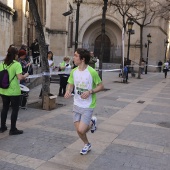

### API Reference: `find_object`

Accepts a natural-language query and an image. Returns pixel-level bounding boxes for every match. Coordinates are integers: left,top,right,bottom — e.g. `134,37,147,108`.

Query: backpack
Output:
0,63,16,89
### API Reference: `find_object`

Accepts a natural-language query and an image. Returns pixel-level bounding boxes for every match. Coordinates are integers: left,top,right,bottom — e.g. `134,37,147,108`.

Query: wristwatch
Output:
89,89,94,94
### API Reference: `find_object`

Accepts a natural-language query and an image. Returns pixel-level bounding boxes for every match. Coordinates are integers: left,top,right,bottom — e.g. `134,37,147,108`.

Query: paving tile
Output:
133,111,170,125
0,160,34,170
118,124,170,147
38,114,75,131
0,72,170,170
144,104,170,114
87,143,170,170
49,148,98,170
36,161,82,170
0,128,78,161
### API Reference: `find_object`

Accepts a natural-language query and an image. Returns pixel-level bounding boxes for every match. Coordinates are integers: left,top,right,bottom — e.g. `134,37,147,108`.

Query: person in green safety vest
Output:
58,56,71,96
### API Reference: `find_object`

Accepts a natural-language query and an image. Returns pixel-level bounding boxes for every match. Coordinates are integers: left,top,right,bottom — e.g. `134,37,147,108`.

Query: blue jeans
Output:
1,95,20,131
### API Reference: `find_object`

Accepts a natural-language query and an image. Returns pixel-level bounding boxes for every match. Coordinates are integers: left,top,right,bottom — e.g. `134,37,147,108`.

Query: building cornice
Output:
0,2,15,15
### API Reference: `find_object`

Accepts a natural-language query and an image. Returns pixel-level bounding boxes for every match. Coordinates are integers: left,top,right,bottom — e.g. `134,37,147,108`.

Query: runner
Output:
64,48,104,155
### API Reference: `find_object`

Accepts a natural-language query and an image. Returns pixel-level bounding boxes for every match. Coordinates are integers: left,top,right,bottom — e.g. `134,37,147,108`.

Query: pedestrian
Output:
0,46,29,135
123,64,128,83
88,51,97,69
39,51,55,98
95,56,99,71
158,60,162,72
64,48,104,155
30,39,40,65
47,51,55,73
58,56,71,97
162,60,169,78
19,44,33,75
19,44,29,60
18,50,31,85
141,58,145,74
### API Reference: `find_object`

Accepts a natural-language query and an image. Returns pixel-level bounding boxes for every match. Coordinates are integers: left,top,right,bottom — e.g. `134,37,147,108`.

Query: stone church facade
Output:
0,0,169,70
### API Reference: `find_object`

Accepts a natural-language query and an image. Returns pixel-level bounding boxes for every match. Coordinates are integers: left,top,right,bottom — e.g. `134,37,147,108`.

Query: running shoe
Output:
80,143,91,155
91,116,97,133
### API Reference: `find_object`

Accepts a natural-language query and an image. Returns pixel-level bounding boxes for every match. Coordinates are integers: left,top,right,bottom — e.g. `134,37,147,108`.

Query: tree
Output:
110,0,137,31
110,0,140,77
125,0,158,78
155,0,170,21
28,0,50,102
111,0,164,78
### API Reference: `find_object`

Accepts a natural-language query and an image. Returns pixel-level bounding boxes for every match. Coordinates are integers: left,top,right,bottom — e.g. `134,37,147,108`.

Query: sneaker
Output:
0,126,7,133
9,128,23,135
80,143,91,155
91,116,97,133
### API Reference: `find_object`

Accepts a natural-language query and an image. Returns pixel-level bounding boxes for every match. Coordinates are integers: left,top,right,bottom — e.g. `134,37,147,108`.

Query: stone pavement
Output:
0,72,170,170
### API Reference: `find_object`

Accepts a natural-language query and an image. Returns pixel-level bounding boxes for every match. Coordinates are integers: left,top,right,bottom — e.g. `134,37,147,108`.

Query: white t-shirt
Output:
164,62,169,69
48,60,54,73
65,63,71,74
68,66,102,108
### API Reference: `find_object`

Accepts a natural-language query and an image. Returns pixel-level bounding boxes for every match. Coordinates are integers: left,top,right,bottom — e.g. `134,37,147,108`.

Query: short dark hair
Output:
76,48,90,64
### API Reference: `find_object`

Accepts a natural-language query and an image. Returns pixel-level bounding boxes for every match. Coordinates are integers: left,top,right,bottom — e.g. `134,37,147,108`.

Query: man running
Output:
64,48,104,155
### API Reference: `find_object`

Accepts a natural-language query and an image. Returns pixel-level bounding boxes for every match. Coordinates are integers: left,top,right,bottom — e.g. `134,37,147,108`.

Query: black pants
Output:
32,55,39,64
1,95,20,131
164,70,168,78
59,75,69,96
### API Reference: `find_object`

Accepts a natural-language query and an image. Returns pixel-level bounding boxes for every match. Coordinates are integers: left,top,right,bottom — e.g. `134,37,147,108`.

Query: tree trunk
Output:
137,25,143,79
28,0,50,99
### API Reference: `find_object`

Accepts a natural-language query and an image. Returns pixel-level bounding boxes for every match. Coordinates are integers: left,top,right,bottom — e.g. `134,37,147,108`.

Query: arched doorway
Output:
94,35,111,63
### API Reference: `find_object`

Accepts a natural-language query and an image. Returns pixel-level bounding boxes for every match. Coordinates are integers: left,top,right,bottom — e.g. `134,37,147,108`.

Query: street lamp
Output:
164,39,169,61
126,19,134,65
145,33,152,74
74,0,83,52
126,19,134,80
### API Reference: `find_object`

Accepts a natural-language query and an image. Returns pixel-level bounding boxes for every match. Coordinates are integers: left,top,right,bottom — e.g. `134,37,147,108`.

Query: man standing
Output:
88,51,97,69
158,60,163,72
30,39,40,65
64,48,104,155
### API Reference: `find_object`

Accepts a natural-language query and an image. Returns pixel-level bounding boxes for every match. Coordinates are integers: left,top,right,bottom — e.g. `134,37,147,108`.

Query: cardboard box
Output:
43,94,57,110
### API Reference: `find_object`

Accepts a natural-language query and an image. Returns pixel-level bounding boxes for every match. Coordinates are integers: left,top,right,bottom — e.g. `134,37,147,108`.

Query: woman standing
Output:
39,51,55,98
47,51,55,73
0,46,29,135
